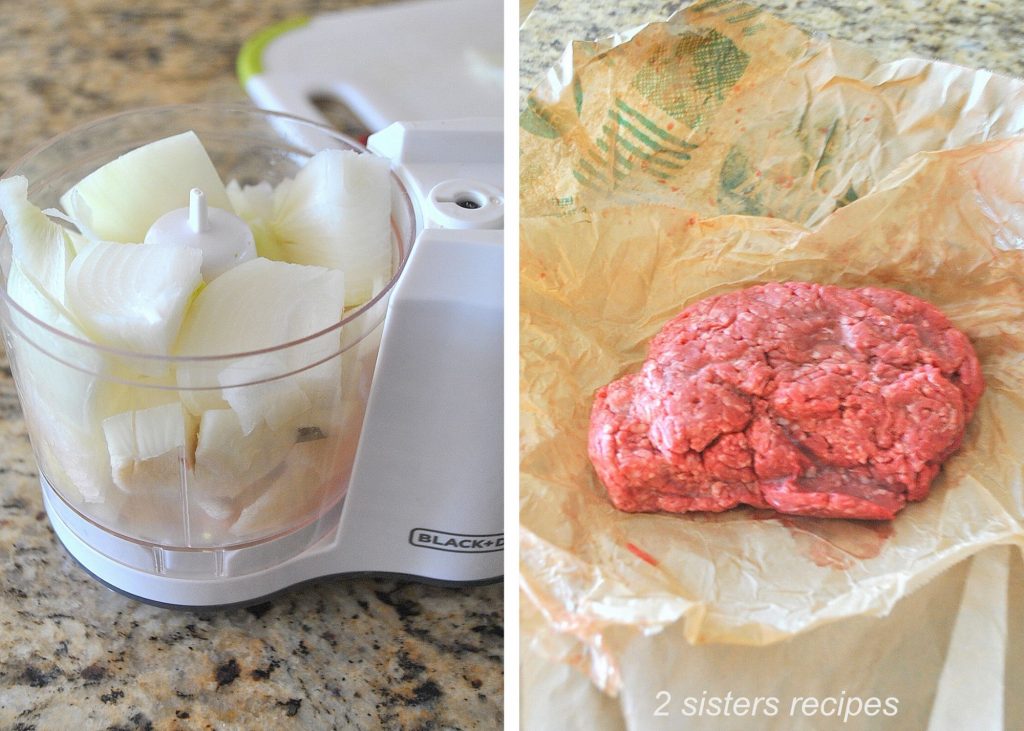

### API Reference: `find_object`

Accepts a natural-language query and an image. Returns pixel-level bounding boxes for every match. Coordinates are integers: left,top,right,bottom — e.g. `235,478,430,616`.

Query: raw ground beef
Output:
588,282,984,520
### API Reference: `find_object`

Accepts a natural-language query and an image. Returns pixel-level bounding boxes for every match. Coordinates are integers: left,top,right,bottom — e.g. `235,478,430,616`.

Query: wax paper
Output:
520,0,1024,695
521,548,1024,730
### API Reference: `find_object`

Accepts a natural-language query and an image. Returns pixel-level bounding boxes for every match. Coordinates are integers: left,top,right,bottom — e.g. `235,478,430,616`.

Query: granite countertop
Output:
0,2,502,729
520,0,1024,107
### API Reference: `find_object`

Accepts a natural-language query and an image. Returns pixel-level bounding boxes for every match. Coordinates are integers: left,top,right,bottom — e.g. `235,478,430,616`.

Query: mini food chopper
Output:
0,105,503,607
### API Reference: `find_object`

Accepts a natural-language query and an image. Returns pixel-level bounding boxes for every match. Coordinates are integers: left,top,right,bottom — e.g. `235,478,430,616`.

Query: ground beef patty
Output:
588,282,984,520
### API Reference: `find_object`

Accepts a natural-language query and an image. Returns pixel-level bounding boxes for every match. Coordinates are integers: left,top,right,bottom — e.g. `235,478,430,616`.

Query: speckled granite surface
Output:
0,2,502,729
520,0,1024,107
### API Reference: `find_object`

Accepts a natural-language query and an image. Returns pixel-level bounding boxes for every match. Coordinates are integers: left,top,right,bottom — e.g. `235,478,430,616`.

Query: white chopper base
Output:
43,459,500,609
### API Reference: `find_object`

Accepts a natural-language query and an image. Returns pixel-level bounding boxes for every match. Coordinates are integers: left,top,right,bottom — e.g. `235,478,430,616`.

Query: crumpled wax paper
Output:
520,548,1024,731
520,0,1024,694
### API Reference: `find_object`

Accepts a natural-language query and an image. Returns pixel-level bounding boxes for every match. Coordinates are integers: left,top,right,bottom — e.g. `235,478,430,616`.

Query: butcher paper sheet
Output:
520,0,1024,694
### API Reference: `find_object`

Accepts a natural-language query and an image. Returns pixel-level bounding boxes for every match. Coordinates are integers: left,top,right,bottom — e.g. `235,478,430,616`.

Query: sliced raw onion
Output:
60,130,233,243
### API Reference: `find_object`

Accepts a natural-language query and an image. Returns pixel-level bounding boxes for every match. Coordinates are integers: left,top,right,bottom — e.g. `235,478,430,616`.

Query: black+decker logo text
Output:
409,528,503,553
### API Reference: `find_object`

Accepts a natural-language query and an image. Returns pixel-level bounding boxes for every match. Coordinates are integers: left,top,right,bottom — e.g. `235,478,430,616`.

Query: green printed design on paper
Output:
726,7,761,23
577,156,612,185
815,120,840,172
614,101,696,152
719,145,748,191
594,138,634,178
808,117,845,194
718,144,763,215
712,115,854,218
575,97,703,190
630,30,749,130
692,31,749,100
609,112,693,160
520,101,560,139
572,168,600,191
690,0,735,13
837,184,859,208
601,125,685,170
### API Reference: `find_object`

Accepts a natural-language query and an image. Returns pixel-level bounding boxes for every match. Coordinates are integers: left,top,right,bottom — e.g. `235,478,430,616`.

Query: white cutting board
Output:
241,0,503,131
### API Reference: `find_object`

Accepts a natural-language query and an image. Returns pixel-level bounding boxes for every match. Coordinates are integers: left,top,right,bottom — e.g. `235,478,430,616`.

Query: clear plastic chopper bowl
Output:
0,105,415,557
